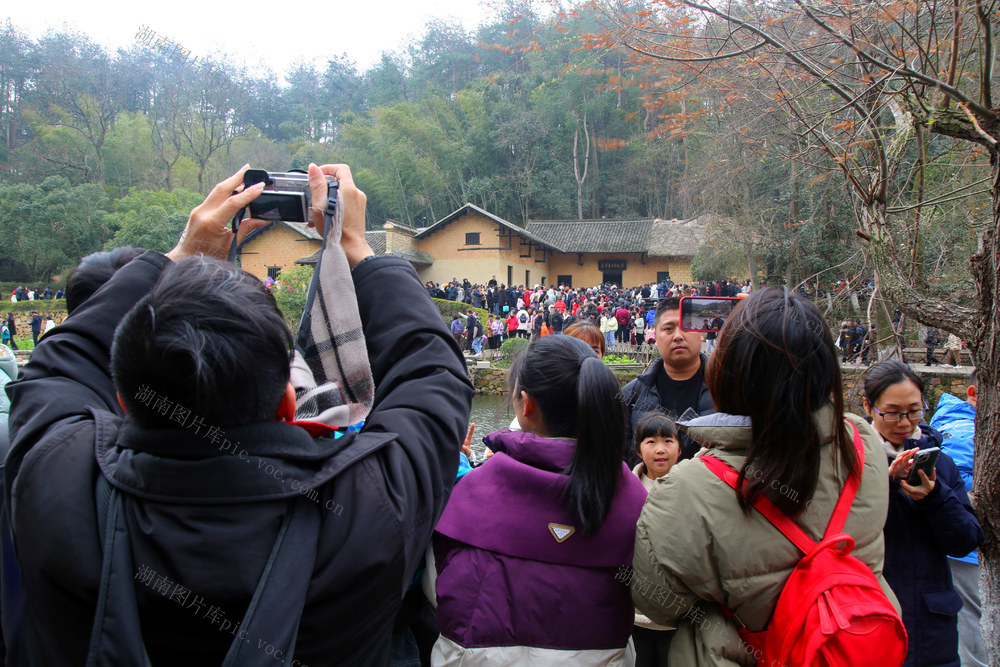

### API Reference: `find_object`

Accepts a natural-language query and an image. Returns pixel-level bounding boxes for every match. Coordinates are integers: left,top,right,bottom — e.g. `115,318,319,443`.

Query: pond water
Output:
466,393,514,463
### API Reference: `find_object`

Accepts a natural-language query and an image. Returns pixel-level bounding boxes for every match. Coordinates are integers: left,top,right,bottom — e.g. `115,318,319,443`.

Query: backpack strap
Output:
701,455,817,554
87,475,320,666
823,421,865,539
86,476,152,667
700,419,866,555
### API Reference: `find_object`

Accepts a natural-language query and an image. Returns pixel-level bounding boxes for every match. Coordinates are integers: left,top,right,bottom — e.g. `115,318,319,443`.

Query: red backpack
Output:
701,423,907,667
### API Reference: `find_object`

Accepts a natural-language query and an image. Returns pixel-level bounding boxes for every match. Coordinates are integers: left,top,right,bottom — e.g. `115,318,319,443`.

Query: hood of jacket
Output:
95,409,396,504
929,392,975,429
678,403,844,454
482,428,574,471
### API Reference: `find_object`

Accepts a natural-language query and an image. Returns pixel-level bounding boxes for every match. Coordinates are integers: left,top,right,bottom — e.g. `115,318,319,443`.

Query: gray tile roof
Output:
281,221,322,241
366,230,387,256
295,230,432,267
290,208,714,266
526,220,654,253
646,215,715,258
295,249,321,265
238,220,321,249
392,249,433,265
416,203,557,250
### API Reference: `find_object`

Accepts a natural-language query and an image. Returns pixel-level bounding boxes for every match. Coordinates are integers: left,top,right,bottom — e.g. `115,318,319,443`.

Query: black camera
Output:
242,169,338,223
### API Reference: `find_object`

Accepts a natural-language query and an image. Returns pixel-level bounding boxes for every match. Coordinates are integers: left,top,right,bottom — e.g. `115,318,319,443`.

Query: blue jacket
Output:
881,423,983,667
928,393,977,565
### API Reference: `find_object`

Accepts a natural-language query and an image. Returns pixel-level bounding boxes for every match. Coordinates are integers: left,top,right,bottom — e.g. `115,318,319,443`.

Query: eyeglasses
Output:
871,402,927,423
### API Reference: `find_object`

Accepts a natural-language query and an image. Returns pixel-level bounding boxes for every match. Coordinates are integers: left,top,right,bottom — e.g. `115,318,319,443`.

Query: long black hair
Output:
706,287,858,516
509,335,624,535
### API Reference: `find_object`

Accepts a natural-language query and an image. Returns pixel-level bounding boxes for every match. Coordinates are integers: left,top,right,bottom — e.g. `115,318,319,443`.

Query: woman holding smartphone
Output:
862,361,982,667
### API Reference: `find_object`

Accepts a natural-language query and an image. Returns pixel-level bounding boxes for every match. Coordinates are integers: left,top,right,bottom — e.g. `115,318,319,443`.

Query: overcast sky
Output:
3,0,494,82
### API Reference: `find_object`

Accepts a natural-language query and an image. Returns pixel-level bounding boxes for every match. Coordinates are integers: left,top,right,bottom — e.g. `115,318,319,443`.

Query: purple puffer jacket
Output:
431,429,647,659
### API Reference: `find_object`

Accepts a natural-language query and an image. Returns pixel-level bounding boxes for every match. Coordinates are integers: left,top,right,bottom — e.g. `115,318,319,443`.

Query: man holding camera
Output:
4,164,473,665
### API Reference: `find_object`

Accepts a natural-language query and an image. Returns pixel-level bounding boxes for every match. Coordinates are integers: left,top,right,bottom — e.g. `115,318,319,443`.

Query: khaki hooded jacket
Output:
631,407,899,666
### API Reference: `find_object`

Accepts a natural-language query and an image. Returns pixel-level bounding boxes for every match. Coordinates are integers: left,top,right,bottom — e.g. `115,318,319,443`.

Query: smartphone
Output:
679,297,741,332
906,447,940,485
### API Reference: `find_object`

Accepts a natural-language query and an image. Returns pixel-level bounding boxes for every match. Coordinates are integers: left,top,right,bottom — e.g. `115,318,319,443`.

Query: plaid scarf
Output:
289,187,374,427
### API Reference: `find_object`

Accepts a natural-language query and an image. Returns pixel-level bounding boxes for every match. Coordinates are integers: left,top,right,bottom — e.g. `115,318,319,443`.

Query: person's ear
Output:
275,382,296,422
523,390,540,417
116,392,129,416
861,397,873,419
968,384,977,404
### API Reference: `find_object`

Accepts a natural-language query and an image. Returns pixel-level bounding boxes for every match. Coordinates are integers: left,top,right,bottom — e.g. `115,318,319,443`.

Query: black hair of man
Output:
654,296,681,327
112,257,292,429
65,247,146,315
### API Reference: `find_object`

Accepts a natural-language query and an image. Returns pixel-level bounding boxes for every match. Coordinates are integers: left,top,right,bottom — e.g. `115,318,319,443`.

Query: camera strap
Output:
289,179,373,429
228,201,247,263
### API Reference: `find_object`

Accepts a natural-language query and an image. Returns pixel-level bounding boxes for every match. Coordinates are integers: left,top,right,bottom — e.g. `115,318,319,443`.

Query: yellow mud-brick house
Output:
238,203,713,288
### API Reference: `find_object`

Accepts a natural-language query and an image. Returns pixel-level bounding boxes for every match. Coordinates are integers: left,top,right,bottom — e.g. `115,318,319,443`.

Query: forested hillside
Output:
0,1,981,291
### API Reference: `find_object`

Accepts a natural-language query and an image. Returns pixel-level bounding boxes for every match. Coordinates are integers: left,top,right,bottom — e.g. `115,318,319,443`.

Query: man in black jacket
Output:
621,297,713,466
28,314,40,346
3,164,473,665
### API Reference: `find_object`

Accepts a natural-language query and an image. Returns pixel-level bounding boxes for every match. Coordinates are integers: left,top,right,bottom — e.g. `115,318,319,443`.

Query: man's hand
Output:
307,163,373,268
166,165,269,262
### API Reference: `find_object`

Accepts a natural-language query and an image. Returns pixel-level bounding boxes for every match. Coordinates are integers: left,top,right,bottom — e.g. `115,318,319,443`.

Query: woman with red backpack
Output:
632,287,906,666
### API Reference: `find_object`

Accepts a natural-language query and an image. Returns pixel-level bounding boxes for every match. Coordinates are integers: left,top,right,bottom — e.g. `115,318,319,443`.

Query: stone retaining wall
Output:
469,364,974,414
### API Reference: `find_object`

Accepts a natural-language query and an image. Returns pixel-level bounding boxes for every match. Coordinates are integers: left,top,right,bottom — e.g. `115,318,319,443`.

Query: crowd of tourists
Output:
0,163,982,667
432,277,751,354
7,286,61,302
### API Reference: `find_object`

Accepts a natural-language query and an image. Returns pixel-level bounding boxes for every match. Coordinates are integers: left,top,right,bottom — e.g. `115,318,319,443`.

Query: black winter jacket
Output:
620,355,714,466
4,253,473,666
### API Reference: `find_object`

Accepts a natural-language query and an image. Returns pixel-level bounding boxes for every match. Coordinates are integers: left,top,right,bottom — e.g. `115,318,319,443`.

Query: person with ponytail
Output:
631,286,901,665
423,335,647,665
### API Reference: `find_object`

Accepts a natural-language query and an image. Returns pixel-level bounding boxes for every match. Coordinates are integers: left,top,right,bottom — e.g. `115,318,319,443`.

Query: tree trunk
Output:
681,99,690,220
573,112,590,221
970,148,1000,665
748,255,760,289
859,145,999,661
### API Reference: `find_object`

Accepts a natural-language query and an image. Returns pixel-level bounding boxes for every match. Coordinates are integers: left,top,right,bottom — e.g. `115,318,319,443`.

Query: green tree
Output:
177,65,247,192
0,177,110,280
103,188,203,253
270,264,314,325
104,111,156,195
0,22,34,163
